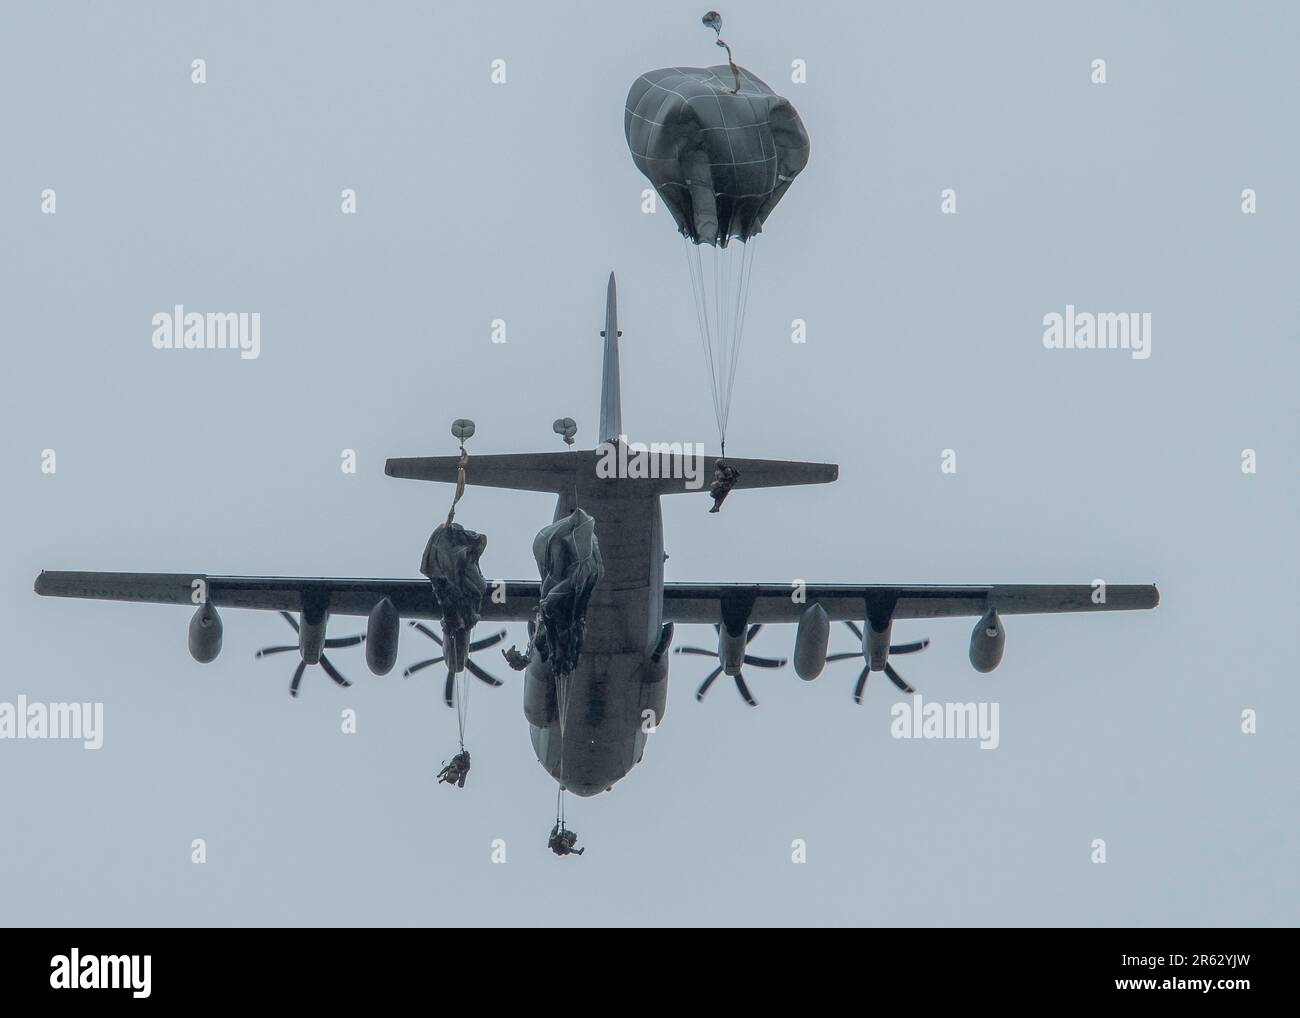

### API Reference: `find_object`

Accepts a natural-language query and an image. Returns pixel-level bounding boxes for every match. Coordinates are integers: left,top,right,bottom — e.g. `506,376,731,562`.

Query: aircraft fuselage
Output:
525,483,669,796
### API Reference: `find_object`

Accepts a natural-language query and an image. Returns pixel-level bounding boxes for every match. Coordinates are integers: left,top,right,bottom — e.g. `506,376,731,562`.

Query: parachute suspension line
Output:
711,238,756,452
683,237,756,453
728,244,738,442
555,671,572,739
553,668,573,829
684,238,724,441
719,243,729,443
720,238,757,441
455,662,470,750
713,241,728,447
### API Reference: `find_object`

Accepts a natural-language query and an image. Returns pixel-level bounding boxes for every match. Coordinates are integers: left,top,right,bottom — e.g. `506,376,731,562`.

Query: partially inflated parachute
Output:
624,65,809,247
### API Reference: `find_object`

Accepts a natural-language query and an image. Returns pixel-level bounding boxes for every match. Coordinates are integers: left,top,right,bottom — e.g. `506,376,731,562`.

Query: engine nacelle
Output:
298,607,329,664
969,608,1005,673
864,617,892,671
793,603,829,680
188,602,223,663
718,625,747,675
366,597,400,675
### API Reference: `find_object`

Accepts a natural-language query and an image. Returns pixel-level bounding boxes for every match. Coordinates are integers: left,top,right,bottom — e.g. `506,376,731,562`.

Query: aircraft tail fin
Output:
598,271,622,444
386,275,838,499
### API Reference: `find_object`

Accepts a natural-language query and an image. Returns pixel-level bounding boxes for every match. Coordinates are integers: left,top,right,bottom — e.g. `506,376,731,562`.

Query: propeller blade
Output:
443,670,455,708
256,645,299,658
675,647,718,658
280,611,301,633
843,620,864,642
289,659,307,698
403,656,445,677
409,621,442,645
825,651,861,663
742,654,786,668
733,673,758,707
883,662,915,694
695,665,724,700
746,624,762,642
890,639,930,655
324,634,365,649
469,629,507,652
853,664,869,704
318,654,352,688
466,658,503,687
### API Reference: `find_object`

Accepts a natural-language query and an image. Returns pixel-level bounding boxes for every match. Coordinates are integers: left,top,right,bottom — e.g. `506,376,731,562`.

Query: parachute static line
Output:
445,416,476,525
684,235,757,452
702,10,742,93
446,445,469,527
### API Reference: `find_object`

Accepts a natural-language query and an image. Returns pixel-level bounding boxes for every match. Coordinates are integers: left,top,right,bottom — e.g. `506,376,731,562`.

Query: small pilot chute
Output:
624,14,809,455
552,417,578,447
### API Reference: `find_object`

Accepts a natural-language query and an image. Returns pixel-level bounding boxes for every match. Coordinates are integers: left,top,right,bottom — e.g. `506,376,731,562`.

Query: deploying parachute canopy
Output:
532,508,604,682
625,56,809,450
419,522,488,662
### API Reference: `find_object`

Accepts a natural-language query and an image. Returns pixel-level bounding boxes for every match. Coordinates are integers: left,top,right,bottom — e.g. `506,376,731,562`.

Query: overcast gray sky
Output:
3,0,1296,926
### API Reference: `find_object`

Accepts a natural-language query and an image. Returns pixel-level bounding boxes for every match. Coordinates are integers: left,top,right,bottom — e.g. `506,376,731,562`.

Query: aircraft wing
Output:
33,571,543,622
35,572,1159,627
661,583,1160,623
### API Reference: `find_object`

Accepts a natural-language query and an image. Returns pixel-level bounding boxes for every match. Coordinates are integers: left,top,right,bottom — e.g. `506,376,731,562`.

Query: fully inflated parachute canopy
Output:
625,65,810,247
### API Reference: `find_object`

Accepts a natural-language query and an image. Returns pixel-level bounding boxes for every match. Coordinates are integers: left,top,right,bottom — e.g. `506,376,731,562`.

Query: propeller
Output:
826,621,930,704
675,624,787,706
255,611,365,698
403,621,508,706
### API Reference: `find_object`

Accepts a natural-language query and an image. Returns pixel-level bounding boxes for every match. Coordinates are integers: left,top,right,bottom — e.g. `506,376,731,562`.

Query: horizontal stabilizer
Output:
385,448,837,496
668,455,838,494
385,452,581,493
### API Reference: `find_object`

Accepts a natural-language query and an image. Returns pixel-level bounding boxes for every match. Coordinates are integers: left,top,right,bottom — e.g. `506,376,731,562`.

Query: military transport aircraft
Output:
34,274,1158,799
